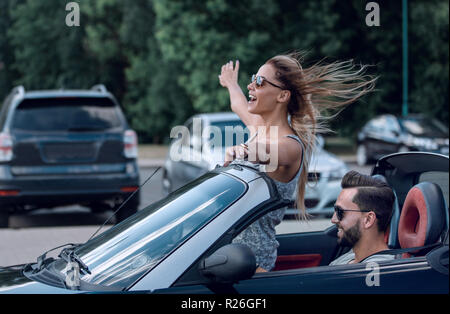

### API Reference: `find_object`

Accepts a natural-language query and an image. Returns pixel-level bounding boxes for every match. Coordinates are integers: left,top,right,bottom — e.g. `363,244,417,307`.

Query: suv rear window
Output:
11,97,122,132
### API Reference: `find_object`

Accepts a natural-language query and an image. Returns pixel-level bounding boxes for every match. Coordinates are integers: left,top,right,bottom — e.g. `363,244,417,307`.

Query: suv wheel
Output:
356,144,369,166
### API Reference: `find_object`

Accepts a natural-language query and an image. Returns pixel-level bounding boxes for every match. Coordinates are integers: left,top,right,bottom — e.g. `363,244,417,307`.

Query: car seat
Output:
372,174,400,248
397,182,447,258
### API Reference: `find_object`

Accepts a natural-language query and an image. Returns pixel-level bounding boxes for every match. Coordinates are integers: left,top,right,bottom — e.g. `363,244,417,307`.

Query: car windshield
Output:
207,120,249,147
52,172,246,290
11,97,122,132
399,117,449,138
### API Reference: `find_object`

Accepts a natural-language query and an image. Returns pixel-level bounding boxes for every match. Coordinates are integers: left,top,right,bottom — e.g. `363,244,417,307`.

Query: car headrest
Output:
398,182,446,256
372,174,400,248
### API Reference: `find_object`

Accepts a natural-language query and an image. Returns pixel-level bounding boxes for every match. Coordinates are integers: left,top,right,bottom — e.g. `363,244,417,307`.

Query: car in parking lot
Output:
356,114,449,165
0,85,140,227
0,151,447,294
162,112,348,217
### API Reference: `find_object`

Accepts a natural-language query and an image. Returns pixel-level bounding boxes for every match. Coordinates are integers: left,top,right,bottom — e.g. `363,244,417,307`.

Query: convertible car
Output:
0,152,448,294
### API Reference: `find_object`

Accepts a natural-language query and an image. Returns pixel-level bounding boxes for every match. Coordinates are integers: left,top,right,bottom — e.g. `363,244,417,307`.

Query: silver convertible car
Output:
0,152,448,294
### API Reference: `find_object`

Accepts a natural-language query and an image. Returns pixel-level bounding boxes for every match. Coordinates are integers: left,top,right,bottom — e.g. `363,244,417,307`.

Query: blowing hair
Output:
265,52,377,219
341,170,395,232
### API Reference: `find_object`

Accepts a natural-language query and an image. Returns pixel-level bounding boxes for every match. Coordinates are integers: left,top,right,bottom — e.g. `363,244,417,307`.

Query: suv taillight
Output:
124,129,138,158
0,133,13,162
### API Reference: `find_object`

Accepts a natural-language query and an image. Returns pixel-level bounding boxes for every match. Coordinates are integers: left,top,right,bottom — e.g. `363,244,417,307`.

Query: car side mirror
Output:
199,244,256,284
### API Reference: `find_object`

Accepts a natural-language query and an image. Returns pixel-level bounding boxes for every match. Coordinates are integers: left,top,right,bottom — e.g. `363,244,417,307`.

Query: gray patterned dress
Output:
232,134,305,270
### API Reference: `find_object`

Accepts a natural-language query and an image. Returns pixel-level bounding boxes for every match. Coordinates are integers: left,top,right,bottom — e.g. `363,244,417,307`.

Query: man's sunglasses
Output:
251,74,285,89
333,205,372,221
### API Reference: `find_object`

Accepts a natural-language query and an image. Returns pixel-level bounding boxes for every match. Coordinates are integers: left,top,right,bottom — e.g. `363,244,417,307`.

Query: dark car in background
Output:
0,85,140,227
356,114,449,165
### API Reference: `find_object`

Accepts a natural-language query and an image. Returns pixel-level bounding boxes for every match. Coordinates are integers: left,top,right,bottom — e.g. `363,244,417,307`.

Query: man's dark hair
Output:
341,170,395,232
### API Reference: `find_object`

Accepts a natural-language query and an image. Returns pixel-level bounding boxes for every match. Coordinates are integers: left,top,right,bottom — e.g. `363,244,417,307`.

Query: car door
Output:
151,252,448,294
274,224,342,269
148,201,344,291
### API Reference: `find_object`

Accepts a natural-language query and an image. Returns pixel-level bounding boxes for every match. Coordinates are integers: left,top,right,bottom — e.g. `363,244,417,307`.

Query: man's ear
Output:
364,212,377,229
277,90,291,103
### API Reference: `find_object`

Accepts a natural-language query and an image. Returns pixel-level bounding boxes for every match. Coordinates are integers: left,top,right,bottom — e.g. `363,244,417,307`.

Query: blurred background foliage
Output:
0,0,448,143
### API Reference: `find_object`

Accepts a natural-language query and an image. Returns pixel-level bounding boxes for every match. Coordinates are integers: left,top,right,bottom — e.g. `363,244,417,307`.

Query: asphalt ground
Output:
0,160,371,266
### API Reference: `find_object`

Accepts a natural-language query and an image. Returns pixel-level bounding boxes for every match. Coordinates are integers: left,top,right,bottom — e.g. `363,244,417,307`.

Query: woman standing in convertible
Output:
219,52,377,272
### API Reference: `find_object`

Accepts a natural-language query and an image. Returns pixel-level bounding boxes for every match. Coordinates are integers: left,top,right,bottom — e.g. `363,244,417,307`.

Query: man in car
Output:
329,170,396,265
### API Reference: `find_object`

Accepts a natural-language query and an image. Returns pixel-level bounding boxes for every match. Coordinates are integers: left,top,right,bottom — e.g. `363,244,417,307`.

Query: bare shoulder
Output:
277,134,303,166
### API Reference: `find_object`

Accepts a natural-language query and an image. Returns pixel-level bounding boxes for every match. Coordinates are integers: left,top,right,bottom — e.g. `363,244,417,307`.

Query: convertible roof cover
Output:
372,152,449,175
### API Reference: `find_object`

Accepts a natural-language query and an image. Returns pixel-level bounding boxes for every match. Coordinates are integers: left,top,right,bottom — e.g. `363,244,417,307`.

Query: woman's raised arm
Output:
219,60,262,128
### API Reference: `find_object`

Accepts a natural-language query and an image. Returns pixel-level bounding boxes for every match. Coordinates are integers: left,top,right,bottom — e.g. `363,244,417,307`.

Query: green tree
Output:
121,0,194,143
0,0,16,99
8,0,96,90
153,0,281,113
409,0,449,123
2,0,447,143
82,0,129,101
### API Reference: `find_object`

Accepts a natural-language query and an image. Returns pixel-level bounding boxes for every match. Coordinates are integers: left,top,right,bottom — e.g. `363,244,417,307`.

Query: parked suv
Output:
0,85,140,227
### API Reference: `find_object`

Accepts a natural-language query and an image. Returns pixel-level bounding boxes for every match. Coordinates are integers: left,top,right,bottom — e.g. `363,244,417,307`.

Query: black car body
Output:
0,85,140,227
356,114,449,165
0,152,447,294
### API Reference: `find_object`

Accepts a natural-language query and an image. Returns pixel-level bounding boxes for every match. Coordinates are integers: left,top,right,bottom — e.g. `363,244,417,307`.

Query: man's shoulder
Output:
329,249,396,266
329,250,355,266
364,253,396,264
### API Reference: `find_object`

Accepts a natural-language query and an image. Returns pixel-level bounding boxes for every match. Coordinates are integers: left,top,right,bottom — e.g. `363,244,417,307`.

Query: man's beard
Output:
338,222,362,247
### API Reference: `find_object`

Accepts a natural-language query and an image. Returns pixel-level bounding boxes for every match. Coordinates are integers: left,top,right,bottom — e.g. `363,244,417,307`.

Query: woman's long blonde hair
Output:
266,52,377,219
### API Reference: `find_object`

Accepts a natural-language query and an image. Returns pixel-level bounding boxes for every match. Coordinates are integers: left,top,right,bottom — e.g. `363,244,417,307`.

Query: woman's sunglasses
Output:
334,205,372,221
251,74,285,89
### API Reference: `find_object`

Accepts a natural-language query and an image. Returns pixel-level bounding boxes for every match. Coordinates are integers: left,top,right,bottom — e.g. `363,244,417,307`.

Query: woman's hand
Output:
223,144,248,167
219,60,239,88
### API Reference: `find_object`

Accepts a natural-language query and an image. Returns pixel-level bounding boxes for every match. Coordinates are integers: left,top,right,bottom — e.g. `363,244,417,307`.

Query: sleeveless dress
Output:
231,134,305,270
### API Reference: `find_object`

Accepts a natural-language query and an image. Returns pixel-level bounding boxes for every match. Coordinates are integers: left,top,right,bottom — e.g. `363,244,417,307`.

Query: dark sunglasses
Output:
251,74,285,89
334,205,372,221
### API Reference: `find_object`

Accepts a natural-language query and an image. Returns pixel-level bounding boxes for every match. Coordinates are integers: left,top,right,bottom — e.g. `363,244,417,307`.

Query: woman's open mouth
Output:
248,94,257,103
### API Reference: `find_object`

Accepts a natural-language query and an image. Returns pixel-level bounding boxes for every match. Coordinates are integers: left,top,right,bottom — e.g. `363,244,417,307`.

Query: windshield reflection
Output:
53,172,246,289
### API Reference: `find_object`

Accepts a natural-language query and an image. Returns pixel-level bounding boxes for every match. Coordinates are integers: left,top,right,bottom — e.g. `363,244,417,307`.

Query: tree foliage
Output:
0,0,448,142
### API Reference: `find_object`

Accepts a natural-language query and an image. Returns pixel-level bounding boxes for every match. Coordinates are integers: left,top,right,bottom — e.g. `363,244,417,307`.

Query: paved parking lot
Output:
0,162,370,266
